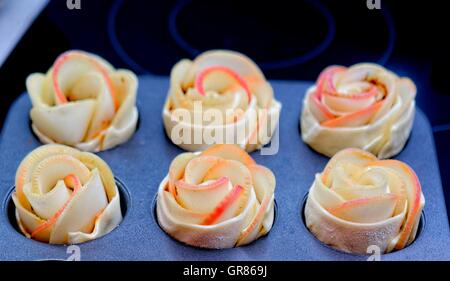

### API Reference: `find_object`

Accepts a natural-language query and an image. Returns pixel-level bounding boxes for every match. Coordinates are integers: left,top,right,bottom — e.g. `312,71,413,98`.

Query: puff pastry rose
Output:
156,144,276,249
304,148,425,254
27,50,138,152
12,144,123,244
301,63,416,158
163,50,281,152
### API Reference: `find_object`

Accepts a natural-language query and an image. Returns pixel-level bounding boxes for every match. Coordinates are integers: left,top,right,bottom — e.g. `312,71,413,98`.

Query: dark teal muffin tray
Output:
0,75,448,260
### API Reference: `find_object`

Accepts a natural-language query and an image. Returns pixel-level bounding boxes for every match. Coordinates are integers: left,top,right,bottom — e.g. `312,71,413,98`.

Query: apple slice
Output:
76,151,117,201
31,174,83,237
48,169,109,244
195,65,252,102
236,192,272,246
201,144,255,166
327,193,400,223
396,77,417,105
308,90,335,122
167,152,197,196
176,176,229,191
30,100,96,145
321,148,377,186
23,180,71,220
52,51,118,110
328,164,358,190
236,164,275,246
374,77,416,123
308,65,346,122
246,105,268,148
312,174,345,209
326,79,377,98
202,184,246,225
316,65,346,96
378,168,408,216
203,159,253,191
247,164,275,202
247,78,273,108
321,100,383,128
330,166,389,200
183,156,222,185
321,85,377,114
12,193,51,242
30,154,91,194
161,190,206,225
175,177,232,213
332,184,389,201
369,160,423,249
192,50,265,78
15,144,80,210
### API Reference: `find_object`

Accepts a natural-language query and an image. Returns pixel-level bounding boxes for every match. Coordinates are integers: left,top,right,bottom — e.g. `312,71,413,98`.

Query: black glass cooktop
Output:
0,0,448,217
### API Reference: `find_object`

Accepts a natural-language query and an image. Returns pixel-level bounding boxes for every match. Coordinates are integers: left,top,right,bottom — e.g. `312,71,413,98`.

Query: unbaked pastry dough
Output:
301,63,416,158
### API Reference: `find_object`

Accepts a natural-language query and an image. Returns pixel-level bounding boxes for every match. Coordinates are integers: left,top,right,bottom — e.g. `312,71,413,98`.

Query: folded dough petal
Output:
23,181,71,220
67,192,122,244
31,100,96,145
49,169,107,244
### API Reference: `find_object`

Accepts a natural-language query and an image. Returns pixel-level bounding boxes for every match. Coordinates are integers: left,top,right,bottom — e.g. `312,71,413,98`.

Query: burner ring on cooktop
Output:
168,0,336,70
108,0,149,74
107,0,396,74
377,7,396,65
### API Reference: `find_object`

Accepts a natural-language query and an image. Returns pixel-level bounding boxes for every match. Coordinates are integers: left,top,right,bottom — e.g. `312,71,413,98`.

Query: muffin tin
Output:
0,75,448,260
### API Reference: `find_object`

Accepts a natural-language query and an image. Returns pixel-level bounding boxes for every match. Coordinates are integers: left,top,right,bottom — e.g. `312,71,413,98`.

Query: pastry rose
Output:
12,144,123,244
301,63,416,158
27,50,138,152
156,144,276,249
304,148,425,254
163,50,281,152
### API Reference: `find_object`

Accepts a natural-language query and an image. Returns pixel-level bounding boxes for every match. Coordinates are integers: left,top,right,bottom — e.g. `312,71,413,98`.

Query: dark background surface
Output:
0,0,449,217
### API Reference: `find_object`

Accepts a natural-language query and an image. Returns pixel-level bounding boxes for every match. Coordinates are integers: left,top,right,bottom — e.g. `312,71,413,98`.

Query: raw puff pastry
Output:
163,50,281,152
13,144,123,244
27,50,138,152
304,148,424,254
301,63,416,158
156,144,276,249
